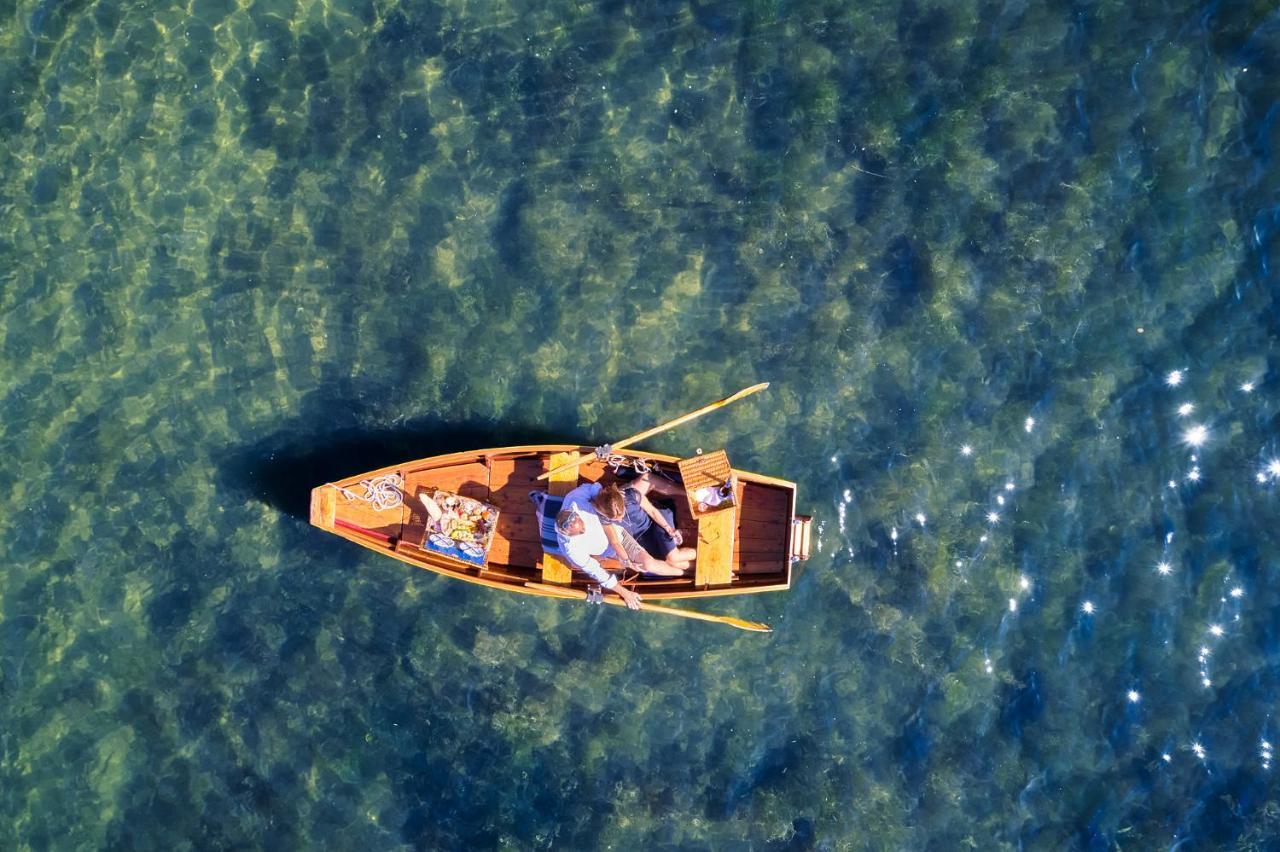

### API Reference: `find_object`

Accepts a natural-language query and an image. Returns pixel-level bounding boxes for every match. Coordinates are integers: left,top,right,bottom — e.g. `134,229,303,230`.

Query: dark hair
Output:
592,484,626,520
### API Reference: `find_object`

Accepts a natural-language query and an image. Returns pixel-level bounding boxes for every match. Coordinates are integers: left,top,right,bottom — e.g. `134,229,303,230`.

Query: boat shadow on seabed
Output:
214,408,570,523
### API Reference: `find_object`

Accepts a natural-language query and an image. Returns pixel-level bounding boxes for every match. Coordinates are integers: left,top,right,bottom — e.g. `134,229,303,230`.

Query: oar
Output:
323,517,771,632
536,382,770,481
524,582,772,633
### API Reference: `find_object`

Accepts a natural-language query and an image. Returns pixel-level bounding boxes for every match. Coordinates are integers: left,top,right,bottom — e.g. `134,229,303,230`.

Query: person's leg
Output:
666,546,696,570
641,474,694,567
656,504,691,570
638,506,695,573
628,472,653,496
621,527,685,577
644,470,685,498
642,553,684,576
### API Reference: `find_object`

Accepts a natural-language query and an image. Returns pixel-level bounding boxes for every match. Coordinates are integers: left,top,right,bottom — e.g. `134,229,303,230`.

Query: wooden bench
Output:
677,451,739,587
540,451,580,584
695,506,736,586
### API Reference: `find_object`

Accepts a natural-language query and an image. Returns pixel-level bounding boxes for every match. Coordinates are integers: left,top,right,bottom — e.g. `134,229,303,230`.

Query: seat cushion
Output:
529,491,565,556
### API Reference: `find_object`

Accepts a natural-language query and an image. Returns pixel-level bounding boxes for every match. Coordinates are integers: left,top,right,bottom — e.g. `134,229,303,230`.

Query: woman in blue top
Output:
600,472,697,574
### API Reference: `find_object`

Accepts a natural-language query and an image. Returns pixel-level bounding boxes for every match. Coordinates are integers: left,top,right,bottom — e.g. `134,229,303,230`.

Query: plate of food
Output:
428,532,456,549
417,490,499,565
457,541,485,559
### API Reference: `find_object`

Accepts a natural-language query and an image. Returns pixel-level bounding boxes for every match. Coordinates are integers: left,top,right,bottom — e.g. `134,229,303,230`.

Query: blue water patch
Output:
3,0,1280,847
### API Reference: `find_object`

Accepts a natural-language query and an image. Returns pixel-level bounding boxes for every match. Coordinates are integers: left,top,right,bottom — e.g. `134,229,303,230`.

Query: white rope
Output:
603,453,653,475
329,473,403,512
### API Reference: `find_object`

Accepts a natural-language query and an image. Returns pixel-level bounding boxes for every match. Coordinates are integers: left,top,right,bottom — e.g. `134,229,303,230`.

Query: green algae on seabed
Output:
3,0,1280,847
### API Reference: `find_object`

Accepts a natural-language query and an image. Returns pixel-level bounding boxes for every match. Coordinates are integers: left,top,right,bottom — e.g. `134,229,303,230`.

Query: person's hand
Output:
616,586,643,611
668,528,683,546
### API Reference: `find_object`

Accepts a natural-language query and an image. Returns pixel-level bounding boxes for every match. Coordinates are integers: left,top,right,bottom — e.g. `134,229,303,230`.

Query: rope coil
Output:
330,473,404,512
599,451,653,476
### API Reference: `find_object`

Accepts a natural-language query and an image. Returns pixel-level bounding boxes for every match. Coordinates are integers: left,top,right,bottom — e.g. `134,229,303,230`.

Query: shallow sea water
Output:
3,0,1280,847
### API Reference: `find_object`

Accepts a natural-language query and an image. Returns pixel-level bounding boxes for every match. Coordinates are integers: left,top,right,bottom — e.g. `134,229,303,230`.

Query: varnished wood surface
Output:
311,445,797,601
694,506,736,587
539,451,579,584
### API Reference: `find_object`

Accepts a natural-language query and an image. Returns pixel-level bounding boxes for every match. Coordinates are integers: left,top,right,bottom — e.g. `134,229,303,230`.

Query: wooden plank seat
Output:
540,451,580,583
676,451,741,587
695,507,736,587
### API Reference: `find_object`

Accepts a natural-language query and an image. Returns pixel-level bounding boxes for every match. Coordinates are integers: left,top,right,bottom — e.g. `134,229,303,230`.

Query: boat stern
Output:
790,514,813,562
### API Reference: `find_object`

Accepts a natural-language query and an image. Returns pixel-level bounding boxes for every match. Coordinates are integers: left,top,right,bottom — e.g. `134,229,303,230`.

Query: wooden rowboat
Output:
309,445,812,607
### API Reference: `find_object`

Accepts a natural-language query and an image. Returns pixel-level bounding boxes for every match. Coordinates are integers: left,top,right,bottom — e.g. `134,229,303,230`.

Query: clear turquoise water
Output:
3,0,1280,847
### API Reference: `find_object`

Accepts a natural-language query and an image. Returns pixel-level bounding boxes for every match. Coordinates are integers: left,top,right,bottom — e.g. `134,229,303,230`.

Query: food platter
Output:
417,489,499,566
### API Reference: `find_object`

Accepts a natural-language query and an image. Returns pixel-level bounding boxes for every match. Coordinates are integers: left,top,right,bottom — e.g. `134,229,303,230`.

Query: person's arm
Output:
602,523,640,572
567,551,616,589
599,525,645,609
579,552,642,610
613,584,643,610
559,542,642,610
638,493,682,545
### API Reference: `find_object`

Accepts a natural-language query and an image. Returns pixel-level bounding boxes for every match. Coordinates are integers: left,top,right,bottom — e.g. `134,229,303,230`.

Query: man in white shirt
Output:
554,482,648,609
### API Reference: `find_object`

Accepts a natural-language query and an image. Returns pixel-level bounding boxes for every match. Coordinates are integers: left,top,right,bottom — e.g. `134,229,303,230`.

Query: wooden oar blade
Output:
633,601,773,633
719,616,773,633
713,381,771,408
612,382,770,452
523,582,772,633
536,382,771,481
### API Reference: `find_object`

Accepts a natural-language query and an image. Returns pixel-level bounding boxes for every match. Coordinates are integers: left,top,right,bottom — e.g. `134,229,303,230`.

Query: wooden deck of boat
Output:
312,445,795,600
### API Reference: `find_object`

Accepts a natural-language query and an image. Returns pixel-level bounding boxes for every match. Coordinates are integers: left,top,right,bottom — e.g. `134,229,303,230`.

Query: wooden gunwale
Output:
312,444,796,601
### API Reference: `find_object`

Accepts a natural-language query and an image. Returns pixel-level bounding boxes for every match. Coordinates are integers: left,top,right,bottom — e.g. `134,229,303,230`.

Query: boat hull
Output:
310,445,802,601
